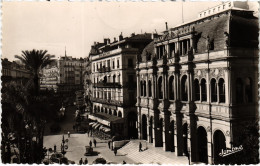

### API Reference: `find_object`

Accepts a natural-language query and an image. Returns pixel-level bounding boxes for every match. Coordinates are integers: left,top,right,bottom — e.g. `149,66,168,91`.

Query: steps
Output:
118,140,188,164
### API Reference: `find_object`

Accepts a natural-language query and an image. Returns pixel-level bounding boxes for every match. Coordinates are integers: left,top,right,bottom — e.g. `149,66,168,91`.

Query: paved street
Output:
44,105,77,136
43,133,135,164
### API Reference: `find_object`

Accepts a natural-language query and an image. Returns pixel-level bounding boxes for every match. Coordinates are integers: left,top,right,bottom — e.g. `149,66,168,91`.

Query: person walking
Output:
108,141,111,149
67,131,70,138
84,158,88,164
79,158,83,165
89,140,92,147
93,139,97,147
114,148,117,156
54,144,56,152
139,142,142,152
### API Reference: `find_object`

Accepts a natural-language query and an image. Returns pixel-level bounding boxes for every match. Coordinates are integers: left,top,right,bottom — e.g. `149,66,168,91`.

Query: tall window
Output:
210,78,217,102
181,75,188,101
140,81,143,96
112,61,115,69
194,79,200,101
143,81,147,97
211,79,217,102
113,75,116,83
236,78,244,103
148,80,152,97
201,79,207,102
158,77,163,99
169,76,174,100
219,78,225,103
245,77,252,103
117,59,120,68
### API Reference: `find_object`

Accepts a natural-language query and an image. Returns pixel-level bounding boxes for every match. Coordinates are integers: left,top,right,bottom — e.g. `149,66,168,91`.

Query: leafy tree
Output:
15,49,55,96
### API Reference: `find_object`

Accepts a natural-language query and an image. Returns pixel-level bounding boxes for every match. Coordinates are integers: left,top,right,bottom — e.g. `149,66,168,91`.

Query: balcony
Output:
91,97,124,107
97,67,111,73
93,82,122,88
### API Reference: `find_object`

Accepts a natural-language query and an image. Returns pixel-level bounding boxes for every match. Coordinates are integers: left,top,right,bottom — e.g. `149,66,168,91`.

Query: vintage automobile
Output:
92,158,107,164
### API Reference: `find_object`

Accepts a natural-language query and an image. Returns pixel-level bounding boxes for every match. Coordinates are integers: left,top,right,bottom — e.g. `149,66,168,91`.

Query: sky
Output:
2,1,258,61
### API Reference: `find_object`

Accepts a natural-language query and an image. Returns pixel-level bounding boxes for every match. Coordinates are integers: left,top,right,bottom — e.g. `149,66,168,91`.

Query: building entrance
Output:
197,126,208,163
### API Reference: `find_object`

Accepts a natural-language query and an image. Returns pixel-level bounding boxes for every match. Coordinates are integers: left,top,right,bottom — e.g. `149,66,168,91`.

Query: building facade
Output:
40,61,59,92
136,4,258,164
1,58,32,84
40,54,85,94
89,33,152,138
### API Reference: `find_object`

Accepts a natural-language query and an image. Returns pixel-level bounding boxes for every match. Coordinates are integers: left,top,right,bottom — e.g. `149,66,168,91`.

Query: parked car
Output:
50,153,74,164
92,158,106,164
84,146,93,156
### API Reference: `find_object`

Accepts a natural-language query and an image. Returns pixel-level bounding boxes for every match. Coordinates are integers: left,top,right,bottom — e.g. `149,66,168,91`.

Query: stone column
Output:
146,74,149,98
162,112,171,151
174,113,183,156
199,82,202,101
207,127,213,164
187,72,191,101
217,82,220,103
137,107,142,139
206,70,210,103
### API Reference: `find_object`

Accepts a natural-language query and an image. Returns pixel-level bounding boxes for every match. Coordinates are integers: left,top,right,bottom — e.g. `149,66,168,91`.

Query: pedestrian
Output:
108,141,111,149
79,158,83,165
114,148,117,156
68,131,70,138
93,139,97,147
54,144,56,152
89,140,92,147
122,160,126,164
84,158,88,164
139,142,142,152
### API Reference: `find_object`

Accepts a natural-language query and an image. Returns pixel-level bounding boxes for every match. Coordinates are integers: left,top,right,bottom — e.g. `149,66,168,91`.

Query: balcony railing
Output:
91,97,124,107
97,67,111,73
93,82,122,88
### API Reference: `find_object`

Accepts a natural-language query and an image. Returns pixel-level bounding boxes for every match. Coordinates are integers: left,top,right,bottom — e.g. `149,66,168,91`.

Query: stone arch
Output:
197,126,208,163
213,130,226,164
118,111,122,118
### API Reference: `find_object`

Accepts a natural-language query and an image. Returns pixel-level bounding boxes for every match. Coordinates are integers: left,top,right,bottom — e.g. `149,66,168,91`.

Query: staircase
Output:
118,140,188,164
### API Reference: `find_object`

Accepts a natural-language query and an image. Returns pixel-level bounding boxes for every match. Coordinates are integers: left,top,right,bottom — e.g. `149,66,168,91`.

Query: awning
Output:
94,123,101,130
104,128,111,133
89,122,95,126
92,122,99,128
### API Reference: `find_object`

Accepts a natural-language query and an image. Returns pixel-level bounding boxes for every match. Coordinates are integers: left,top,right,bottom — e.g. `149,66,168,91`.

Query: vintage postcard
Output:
1,1,259,165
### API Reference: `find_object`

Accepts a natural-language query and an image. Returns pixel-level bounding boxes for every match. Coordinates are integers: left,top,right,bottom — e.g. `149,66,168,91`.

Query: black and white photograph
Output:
1,1,259,164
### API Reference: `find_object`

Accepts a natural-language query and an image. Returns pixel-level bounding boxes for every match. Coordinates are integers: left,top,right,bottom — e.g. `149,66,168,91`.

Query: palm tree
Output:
15,49,55,96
